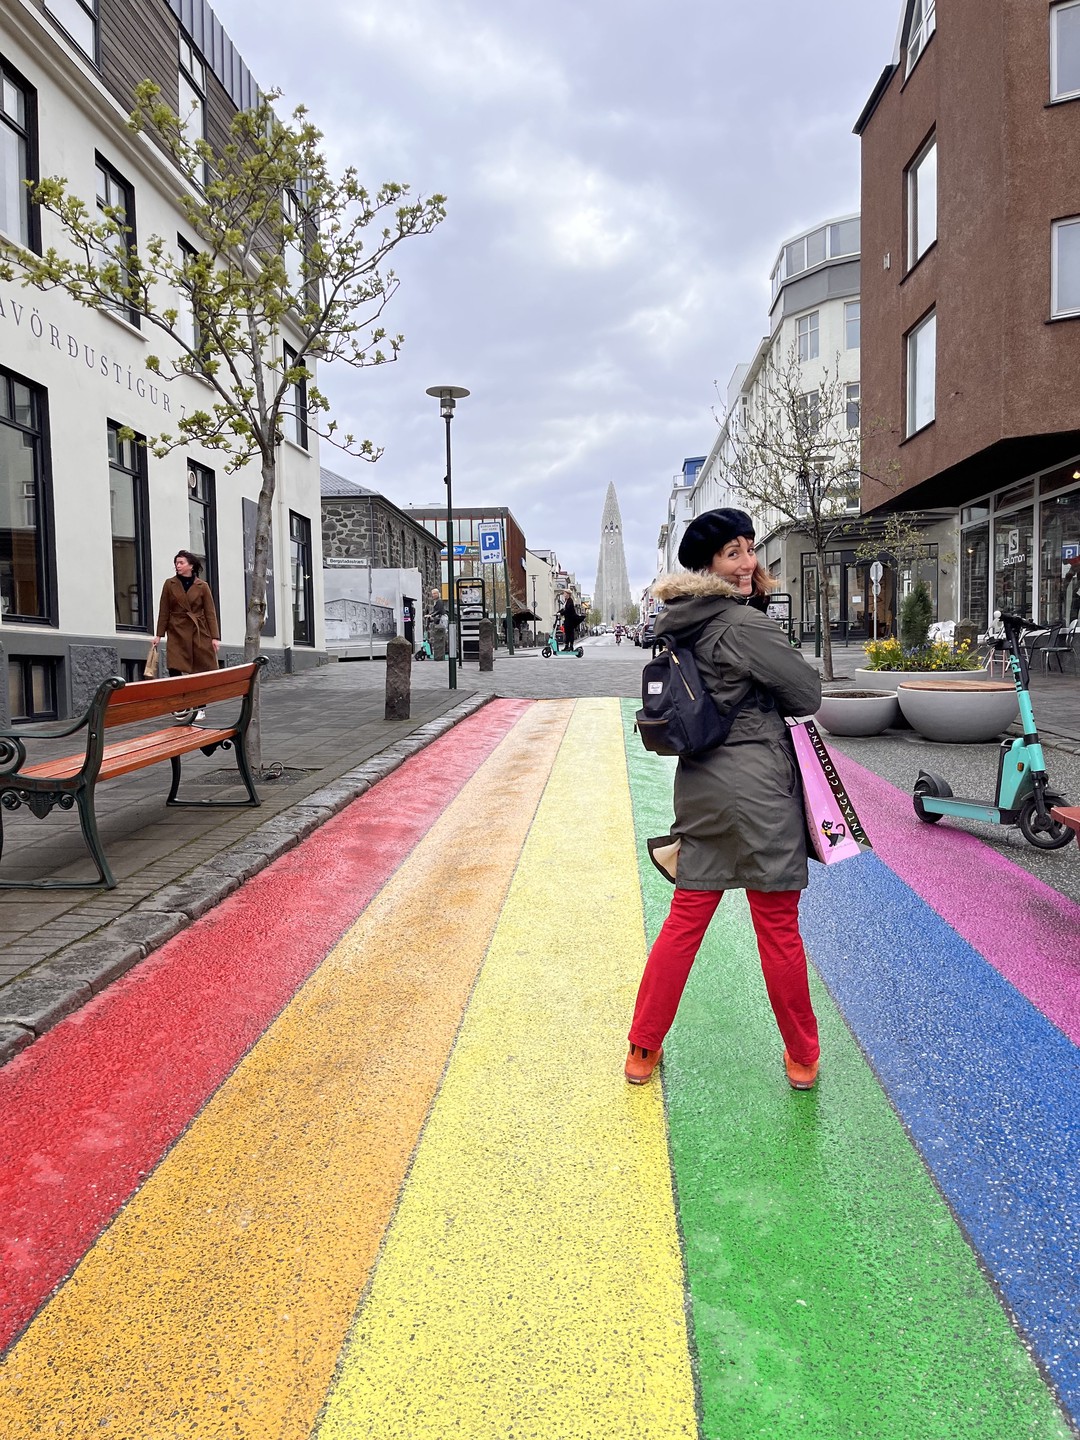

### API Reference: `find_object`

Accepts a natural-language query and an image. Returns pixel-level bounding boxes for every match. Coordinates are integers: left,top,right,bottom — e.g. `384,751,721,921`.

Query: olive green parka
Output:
651,571,822,893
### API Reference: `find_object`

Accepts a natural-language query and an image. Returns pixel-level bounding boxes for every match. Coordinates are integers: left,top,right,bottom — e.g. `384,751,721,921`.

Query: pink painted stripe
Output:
838,755,1080,1044
0,699,532,1354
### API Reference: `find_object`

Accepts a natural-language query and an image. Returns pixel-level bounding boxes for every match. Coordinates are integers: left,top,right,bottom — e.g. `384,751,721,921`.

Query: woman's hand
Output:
212,639,221,652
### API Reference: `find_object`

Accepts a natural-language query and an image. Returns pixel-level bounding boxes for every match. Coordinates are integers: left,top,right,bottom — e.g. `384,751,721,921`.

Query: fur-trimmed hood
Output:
650,571,744,603
650,570,769,645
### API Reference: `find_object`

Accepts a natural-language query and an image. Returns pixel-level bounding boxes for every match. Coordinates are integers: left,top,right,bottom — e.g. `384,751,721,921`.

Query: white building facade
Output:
0,0,324,725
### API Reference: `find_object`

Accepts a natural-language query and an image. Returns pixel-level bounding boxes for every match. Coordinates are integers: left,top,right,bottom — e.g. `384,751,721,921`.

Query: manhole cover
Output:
192,766,321,786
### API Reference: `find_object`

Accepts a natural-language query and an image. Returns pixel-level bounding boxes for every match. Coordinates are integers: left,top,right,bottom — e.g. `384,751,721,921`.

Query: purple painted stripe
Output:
838,755,1080,1044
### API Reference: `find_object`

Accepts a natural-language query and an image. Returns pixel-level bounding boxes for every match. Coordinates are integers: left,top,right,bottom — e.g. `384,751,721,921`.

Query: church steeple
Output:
594,483,632,625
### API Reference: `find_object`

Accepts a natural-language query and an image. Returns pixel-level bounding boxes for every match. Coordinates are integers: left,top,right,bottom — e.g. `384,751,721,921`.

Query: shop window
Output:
961,522,990,626
993,509,1034,619
0,57,38,251
0,368,51,622
290,510,313,645
7,654,57,721
1040,486,1080,625
107,421,150,630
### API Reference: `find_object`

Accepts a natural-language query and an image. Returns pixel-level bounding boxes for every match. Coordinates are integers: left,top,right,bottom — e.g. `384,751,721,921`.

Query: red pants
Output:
628,888,820,1066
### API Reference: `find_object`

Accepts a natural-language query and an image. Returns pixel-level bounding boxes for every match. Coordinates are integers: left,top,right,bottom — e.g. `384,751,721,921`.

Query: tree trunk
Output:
817,548,836,682
243,452,277,773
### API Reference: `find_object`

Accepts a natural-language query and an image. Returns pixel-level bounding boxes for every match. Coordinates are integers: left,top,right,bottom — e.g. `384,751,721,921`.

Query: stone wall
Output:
322,497,441,596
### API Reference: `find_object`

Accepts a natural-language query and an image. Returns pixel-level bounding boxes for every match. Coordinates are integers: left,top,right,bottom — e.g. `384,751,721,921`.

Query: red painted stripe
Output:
0,699,531,1353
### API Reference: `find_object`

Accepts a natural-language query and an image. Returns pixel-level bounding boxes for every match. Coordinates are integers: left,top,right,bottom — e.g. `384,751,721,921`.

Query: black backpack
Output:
635,625,761,758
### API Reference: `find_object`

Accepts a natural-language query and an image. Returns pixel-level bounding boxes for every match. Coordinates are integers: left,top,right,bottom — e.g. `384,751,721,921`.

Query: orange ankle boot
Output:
625,1044,663,1085
784,1049,819,1090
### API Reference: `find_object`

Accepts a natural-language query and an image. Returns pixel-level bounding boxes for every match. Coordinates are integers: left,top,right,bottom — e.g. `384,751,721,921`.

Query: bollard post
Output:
385,635,412,720
430,625,446,661
478,617,494,672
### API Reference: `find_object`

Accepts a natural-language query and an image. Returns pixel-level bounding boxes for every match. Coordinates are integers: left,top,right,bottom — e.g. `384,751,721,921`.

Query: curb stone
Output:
0,692,493,1068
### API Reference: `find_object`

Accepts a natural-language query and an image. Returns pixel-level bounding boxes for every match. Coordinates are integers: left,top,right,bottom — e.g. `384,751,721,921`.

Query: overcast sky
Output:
211,0,896,596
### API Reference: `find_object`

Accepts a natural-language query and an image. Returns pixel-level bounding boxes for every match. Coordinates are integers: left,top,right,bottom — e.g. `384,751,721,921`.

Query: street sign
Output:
1064,543,1079,562
869,561,883,583
478,523,505,566
439,544,476,558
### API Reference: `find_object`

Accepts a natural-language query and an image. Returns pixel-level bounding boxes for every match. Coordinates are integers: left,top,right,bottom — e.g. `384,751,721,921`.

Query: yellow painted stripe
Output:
0,701,573,1440
317,698,699,1440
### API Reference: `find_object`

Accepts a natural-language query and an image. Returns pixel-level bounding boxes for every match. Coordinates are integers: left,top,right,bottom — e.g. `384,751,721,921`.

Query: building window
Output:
906,0,936,74
1052,2,1080,101
289,511,314,645
0,368,51,622
1051,217,1080,316
43,0,97,59
906,310,937,436
1,58,38,251
845,300,861,350
187,460,217,607
282,187,305,295
283,343,308,448
178,34,206,166
796,392,820,439
796,311,820,362
907,136,937,267
95,155,138,327
1041,485,1080,624
176,235,202,357
107,421,150,630
846,381,861,430
7,655,58,721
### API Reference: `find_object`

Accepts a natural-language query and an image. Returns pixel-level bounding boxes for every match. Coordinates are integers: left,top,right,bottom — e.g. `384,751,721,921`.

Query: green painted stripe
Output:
619,700,1070,1440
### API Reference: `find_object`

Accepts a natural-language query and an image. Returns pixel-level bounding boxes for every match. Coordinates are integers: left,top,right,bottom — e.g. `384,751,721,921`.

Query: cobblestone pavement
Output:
0,633,1077,1062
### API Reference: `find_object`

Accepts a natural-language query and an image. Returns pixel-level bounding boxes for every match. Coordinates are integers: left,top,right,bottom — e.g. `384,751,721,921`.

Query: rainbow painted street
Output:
0,698,1076,1439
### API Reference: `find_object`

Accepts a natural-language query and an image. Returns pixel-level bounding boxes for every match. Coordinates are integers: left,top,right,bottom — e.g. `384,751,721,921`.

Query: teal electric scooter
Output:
912,613,1073,849
541,630,584,659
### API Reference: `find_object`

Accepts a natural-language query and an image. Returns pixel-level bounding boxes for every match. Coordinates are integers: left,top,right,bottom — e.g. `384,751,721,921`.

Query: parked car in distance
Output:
640,619,656,647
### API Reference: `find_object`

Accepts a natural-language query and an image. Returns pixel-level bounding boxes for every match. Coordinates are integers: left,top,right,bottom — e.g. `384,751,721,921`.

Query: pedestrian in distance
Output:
626,508,824,1090
561,590,581,653
154,550,221,721
429,587,448,630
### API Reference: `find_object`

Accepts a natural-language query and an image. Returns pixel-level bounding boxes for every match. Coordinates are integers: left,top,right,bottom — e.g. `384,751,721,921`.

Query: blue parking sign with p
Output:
479,525,504,564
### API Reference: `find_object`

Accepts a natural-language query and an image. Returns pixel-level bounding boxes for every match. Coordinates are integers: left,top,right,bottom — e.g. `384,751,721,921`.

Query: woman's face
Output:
709,536,756,595
174,554,194,578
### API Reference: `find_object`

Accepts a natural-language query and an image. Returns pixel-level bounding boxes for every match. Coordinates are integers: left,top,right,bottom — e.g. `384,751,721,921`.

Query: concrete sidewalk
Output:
1,641,1077,1064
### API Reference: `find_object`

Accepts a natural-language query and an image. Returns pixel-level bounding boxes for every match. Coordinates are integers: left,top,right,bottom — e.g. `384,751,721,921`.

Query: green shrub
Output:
900,580,933,651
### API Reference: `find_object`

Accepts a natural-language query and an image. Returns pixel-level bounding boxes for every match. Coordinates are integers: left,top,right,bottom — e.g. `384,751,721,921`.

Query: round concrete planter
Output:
815,689,900,737
854,665,996,690
896,680,1020,743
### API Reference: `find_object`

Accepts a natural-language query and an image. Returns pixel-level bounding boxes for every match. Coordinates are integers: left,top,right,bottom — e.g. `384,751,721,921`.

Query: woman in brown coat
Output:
154,551,220,717
626,508,824,1091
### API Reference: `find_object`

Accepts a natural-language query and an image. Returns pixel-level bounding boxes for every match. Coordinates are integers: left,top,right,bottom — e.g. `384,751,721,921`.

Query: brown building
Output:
403,506,529,624
856,0,1080,630
320,469,441,592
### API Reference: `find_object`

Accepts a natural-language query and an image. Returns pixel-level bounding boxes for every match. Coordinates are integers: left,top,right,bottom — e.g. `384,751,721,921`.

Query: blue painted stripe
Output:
801,855,1080,1426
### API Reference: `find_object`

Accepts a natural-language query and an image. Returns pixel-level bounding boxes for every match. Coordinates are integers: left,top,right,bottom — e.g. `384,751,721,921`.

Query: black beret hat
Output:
677,508,756,571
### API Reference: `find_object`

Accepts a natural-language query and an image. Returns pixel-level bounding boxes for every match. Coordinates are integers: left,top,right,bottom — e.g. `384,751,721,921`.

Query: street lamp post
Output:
426,385,470,690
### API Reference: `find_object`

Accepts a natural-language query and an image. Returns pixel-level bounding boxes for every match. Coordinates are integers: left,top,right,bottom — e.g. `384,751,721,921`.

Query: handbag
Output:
786,718,872,865
143,639,159,679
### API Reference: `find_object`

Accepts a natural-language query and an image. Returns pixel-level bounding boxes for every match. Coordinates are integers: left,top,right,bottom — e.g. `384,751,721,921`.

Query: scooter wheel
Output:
414,650,426,661
912,774,946,823
541,646,552,658
575,647,584,658
1018,793,1075,850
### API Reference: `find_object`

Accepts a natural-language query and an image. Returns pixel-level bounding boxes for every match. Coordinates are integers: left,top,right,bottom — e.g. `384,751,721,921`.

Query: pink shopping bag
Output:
787,718,872,865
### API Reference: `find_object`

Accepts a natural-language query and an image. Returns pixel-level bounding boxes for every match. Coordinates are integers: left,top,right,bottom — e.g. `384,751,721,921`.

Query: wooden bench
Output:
0,659,267,890
1051,804,1080,849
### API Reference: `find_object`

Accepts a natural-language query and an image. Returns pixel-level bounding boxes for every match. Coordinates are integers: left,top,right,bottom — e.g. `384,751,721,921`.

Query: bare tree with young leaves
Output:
0,83,445,766
717,346,862,682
